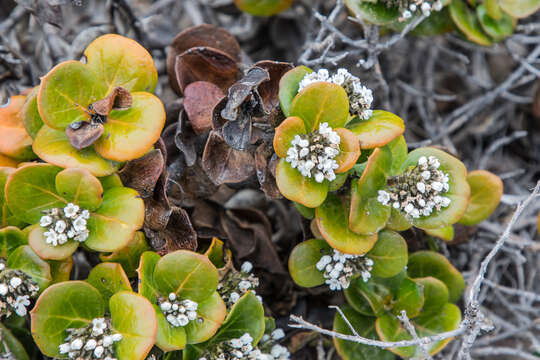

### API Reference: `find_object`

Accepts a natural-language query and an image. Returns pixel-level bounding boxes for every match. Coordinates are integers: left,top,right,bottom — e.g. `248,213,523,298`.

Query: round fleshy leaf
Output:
407,251,464,303
294,202,315,219
154,304,187,351
110,291,157,360
401,148,470,229
204,237,226,269
275,158,329,208
347,110,405,150
449,0,492,46
386,135,407,176
0,155,18,167
5,163,65,224
344,0,400,25
185,291,227,344
99,173,124,190
290,82,349,131
84,187,144,252
0,322,29,360
38,60,103,129
0,95,35,160
210,292,265,345
288,238,331,287
30,281,105,357
477,5,514,41
424,226,454,242
344,277,390,317
94,92,165,162
100,231,150,277
154,250,219,302
233,0,295,16
279,66,312,117
0,167,25,227
385,208,412,232
87,262,132,308
328,172,349,192
499,0,540,17
84,34,158,93
55,167,103,211
33,125,121,177
273,116,306,158
334,128,360,173
316,194,378,254
48,257,73,284
333,306,394,360
21,87,43,139
414,277,449,316
484,0,503,18
7,245,52,291
137,251,161,304
458,170,502,226
367,230,407,278
392,277,424,318
376,303,461,358
0,226,27,258
349,147,392,235
28,225,79,260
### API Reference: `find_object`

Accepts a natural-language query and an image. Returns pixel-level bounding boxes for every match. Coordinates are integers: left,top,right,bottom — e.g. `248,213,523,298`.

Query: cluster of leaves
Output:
344,0,540,45
280,65,503,357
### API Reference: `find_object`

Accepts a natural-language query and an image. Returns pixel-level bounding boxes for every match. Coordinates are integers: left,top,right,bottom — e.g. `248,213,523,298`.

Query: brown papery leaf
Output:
174,110,198,167
254,61,293,114
144,206,198,255
167,24,242,94
221,67,270,121
184,81,225,135
255,142,281,198
202,130,256,185
175,47,239,95
118,149,165,198
65,121,104,150
91,86,132,116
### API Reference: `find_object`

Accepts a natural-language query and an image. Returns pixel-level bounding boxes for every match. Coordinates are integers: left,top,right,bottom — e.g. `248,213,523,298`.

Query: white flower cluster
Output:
377,155,451,219
298,68,373,120
286,122,340,183
157,293,200,327
399,0,443,21
316,250,374,291
199,330,289,360
0,262,39,318
40,203,90,246
218,262,262,307
59,317,122,360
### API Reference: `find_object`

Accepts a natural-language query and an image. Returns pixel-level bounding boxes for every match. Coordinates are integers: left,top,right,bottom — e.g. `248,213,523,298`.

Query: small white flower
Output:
402,10,412,18
404,203,414,214
84,339,97,351
10,277,22,288
421,170,431,180
167,314,178,327
271,328,285,340
172,303,179,311
431,181,443,192
94,345,104,358
184,300,198,311
70,338,83,351
409,3,417,11
40,215,53,227
64,203,79,218
57,233,68,245
177,314,189,327
74,231,88,242
73,217,87,232
92,318,107,336
377,190,391,205
230,292,240,303
81,209,90,219
241,261,253,273
240,333,253,345
421,2,431,15
418,156,427,166
238,280,252,292
441,197,451,207
230,338,243,348
393,201,400,209
103,335,113,347
314,172,325,183
416,182,426,194
169,293,177,301
160,301,172,312
111,333,123,342
433,0,443,11
59,343,71,354
14,295,30,316
0,283,7,296
187,310,197,320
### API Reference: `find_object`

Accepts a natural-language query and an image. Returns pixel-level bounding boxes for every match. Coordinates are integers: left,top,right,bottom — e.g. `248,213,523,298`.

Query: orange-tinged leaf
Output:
275,158,328,208
458,170,503,226
0,154,18,167
347,110,404,149
0,95,35,160
334,128,360,173
273,116,306,158
94,92,165,162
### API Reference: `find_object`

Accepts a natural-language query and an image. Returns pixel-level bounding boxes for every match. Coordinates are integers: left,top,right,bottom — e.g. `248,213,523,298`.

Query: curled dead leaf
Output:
65,121,104,150
184,81,225,135
90,86,132,116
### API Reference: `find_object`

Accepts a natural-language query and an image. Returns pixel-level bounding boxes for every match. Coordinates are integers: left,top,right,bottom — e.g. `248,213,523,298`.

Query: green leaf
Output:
110,291,157,360
21,87,43,139
344,277,390,317
476,4,514,41
155,304,187,352
204,237,226,269
48,257,73,284
210,292,265,345
401,148,470,229
38,60,104,129
233,0,295,16
85,187,145,252
316,194,378,254
392,278,424,318
367,230,407,278
99,173,124,191
0,226,28,258
347,110,405,150
100,231,150,277
344,0,400,25
424,226,454,242
0,322,30,360
137,251,161,304
30,281,105,357
5,163,64,224
293,202,315,220
414,277,449,316
7,245,52,291
276,158,328,208
87,262,132,308
349,147,392,235
407,251,465,303
185,292,226,344
459,170,503,226
84,34,158,94
288,238,330,287
279,66,312,117
385,208,412,232
499,0,540,17
28,224,79,260
154,250,219,302
0,167,25,228
333,306,393,360
375,313,416,358
55,167,104,211
32,125,121,177
449,0,493,46
386,135,407,176
290,82,349,131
